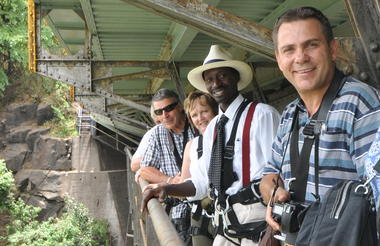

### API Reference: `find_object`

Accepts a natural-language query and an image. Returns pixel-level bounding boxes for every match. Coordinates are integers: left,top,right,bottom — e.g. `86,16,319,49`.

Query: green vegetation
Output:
0,0,78,138
42,81,78,138
0,0,57,93
0,160,110,246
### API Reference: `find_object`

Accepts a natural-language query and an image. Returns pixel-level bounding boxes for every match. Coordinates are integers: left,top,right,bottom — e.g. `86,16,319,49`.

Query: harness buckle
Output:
224,145,234,160
355,175,375,195
208,185,217,201
303,120,324,139
221,197,231,231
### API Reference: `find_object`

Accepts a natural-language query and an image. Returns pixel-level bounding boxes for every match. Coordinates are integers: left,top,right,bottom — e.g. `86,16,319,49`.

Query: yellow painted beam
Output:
28,0,36,72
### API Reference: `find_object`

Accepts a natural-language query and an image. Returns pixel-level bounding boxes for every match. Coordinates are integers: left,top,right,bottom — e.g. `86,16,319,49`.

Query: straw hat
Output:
187,45,253,93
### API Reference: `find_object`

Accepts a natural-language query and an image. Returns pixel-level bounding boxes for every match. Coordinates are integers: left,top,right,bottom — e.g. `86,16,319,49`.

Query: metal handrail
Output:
77,122,131,149
138,179,184,246
124,148,184,246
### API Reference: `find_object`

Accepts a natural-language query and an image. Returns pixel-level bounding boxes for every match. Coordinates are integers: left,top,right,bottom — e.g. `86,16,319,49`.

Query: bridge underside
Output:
29,0,380,144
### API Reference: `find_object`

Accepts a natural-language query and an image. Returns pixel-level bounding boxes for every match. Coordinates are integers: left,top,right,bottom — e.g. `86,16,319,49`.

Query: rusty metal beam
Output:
121,0,275,60
93,87,150,113
36,58,150,113
147,36,172,93
344,0,380,87
45,14,73,54
170,63,185,102
93,60,167,68
37,60,202,68
248,63,267,103
79,0,104,59
75,93,150,130
93,68,171,87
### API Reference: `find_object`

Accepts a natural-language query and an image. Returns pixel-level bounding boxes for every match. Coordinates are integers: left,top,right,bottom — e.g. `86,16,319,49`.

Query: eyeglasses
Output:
154,102,178,115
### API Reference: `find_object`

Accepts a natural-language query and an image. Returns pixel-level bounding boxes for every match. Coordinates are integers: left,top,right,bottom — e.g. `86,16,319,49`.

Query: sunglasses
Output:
154,102,178,115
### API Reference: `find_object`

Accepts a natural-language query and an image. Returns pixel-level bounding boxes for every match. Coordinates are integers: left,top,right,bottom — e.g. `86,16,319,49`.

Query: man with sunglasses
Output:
138,88,196,244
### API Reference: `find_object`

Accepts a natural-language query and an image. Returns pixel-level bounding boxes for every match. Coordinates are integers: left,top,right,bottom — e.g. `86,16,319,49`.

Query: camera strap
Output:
289,70,346,202
168,118,193,170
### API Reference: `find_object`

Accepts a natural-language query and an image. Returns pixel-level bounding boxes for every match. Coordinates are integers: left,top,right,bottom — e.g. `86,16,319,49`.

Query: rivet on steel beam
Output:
359,72,369,81
370,43,379,52
376,61,380,71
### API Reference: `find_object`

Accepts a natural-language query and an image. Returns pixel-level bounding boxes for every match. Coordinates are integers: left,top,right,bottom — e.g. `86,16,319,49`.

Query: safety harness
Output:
207,100,266,243
190,134,215,239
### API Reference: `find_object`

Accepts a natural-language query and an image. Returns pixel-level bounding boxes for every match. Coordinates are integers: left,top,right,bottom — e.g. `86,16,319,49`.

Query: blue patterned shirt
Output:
263,72,380,203
365,128,380,209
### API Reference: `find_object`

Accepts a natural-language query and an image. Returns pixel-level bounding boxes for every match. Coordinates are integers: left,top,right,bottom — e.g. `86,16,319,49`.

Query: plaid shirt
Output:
141,123,195,219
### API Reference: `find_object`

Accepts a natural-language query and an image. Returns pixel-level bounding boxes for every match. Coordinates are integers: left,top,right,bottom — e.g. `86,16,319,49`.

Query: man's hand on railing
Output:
170,173,182,184
135,166,171,184
141,183,168,213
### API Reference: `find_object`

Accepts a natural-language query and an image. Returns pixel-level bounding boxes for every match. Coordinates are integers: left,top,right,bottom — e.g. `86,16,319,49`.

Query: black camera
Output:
272,201,307,244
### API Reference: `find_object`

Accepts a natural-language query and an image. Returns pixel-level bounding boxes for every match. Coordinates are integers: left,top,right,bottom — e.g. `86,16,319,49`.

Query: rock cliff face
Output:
0,102,68,220
0,104,129,246
0,103,128,245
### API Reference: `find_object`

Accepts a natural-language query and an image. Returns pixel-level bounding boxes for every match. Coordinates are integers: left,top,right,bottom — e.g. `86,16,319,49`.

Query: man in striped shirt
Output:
259,6,380,232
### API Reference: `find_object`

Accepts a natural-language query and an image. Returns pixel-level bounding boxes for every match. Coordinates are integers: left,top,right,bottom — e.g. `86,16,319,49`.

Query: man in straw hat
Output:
142,45,280,245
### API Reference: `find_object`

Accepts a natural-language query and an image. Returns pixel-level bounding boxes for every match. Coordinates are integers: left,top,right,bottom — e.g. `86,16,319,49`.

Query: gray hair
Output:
152,88,180,103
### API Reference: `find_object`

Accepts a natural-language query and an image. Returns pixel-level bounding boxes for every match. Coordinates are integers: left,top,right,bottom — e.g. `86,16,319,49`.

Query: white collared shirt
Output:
132,127,155,160
188,94,280,200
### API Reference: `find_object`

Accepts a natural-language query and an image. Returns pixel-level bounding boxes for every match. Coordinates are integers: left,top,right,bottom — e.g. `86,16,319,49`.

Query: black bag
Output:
296,180,378,246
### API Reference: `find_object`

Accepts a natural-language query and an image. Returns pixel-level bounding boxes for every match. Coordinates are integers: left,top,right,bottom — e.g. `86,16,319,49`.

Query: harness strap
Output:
196,135,203,159
225,209,266,242
190,216,213,239
220,100,251,196
216,219,240,246
228,179,261,205
167,119,192,170
191,201,203,221
242,102,257,186
289,69,346,202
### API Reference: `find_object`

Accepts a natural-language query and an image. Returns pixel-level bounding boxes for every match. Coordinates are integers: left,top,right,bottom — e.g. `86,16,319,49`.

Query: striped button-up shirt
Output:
263,72,380,203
